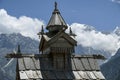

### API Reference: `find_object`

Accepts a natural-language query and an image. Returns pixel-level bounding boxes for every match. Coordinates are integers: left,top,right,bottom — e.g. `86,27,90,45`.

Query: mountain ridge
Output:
0,32,117,80
101,48,120,80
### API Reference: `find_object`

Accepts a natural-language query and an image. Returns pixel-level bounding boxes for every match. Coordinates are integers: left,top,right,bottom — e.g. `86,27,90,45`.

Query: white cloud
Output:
1,9,120,55
0,9,44,40
69,23,120,54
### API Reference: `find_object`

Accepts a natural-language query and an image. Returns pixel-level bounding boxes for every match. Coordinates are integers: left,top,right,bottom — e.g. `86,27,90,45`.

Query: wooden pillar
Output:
16,59,20,80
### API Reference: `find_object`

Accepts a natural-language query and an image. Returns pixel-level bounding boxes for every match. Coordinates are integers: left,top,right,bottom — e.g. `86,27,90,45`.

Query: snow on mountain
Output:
113,26,120,36
0,32,111,80
0,33,39,53
69,23,120,56
1,25,120,80
0,33,39,80
101,26,120,80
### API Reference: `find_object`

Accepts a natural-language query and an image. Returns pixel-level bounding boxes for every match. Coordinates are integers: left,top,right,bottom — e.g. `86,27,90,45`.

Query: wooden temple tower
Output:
38,2,77,70
6,2,106,80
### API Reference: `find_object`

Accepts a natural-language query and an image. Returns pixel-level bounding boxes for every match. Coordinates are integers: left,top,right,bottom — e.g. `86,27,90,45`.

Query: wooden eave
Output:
46,31,77,47
39,36,47,51
16,54,105,80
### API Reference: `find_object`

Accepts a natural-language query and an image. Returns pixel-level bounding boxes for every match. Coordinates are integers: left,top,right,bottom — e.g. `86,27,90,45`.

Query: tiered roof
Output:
5,2,106,80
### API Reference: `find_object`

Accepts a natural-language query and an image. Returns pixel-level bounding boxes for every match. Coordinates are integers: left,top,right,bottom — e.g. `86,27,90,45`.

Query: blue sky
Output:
1,0,120,54
0,0,120,31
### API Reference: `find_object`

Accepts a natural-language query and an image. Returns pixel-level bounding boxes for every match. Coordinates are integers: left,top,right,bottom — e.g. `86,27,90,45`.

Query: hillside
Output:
0,33,112,80
0,33,39,80
101,48,120,80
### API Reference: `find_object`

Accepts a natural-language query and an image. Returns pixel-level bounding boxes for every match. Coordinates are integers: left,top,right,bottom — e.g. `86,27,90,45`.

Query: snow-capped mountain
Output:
0,33,39,80
113,26,120,36
75,45,111,58
81,24,95,31
0,33,39,54
0,33,112,80
101,26,120,80
1,25,120,80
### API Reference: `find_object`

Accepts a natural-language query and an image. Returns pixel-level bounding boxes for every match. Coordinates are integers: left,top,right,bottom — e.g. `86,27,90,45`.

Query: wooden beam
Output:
5,54,48,58
72,54,106,60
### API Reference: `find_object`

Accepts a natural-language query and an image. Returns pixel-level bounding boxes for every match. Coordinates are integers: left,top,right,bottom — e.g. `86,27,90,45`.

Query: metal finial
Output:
55,2,57,10
17,45,21,54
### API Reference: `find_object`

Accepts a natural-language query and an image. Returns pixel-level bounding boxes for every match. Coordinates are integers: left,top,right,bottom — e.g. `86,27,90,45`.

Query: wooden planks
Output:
18,56,105,80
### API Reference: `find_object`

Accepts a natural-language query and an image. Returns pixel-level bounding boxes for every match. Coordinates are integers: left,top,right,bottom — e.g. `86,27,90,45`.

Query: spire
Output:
37,25,44,38
55,2,57,10
46,2,68,32
69,27,73,35
17,45,21,54
41,25,44,34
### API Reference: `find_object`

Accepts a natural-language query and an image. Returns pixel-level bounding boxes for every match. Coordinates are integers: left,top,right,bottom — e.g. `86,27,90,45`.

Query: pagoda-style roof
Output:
46,2,68,30
39,31,77,52
15,54,105,80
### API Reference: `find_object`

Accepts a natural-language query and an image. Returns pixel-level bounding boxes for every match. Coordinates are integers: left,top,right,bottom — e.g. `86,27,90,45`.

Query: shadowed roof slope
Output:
17,54,105,80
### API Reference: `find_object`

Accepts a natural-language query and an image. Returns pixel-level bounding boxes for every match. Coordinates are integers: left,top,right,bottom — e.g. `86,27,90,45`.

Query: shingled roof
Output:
46,2,67,30
17,54,105,80
39,31,77,51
